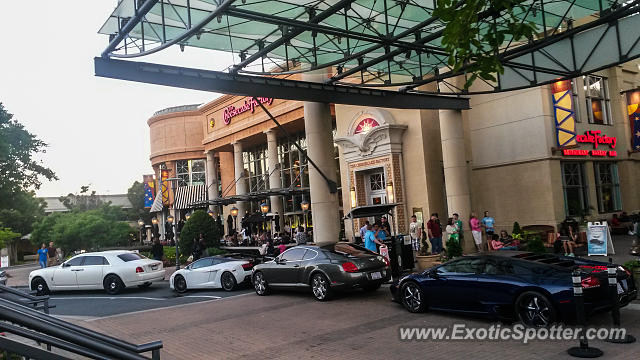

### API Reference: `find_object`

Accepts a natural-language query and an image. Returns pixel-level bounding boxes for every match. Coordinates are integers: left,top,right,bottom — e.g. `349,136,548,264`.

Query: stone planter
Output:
416,254,441,271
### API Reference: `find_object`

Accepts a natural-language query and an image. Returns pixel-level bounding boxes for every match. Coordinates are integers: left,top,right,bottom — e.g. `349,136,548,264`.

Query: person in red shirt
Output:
427,213,443,254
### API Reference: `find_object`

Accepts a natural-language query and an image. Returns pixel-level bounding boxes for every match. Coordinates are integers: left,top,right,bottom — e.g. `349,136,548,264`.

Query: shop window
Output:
369,173,385,191
583,75,611,125
594,162,621,213
561,162,589,217
176,159,206,186
243,145,268,192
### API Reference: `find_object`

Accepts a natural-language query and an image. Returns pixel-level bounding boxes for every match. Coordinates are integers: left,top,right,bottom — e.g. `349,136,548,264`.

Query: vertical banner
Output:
626,90,640,152
551,80,577,147
143,174,155,208
161,169,170,206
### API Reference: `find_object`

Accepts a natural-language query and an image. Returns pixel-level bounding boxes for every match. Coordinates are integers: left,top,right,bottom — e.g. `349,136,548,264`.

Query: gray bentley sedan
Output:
252,243,390,301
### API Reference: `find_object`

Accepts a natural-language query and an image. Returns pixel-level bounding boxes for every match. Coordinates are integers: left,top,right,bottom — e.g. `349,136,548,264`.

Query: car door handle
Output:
293,264,300,268
71,269,84,272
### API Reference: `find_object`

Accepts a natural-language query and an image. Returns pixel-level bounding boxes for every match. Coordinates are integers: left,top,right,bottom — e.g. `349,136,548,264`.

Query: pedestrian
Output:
227,214,234,236
453,213,464,243
470,212,483,252
375,221,387,242
295,226,308,245
481,211,496,241
37,244,48,269
445,218,459,243
47,242,57,266
364,223,384,253
152,239,164,261
380,217,391,237
192,238,202,261
359,220,370,242
199,233,206,254
409,215,422,260
277,240,287,255
427,213,443,254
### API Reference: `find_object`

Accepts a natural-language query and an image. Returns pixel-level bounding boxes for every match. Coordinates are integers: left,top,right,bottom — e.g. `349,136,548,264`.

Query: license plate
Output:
370,272,382,280
617,283,624,295
151,264,158,270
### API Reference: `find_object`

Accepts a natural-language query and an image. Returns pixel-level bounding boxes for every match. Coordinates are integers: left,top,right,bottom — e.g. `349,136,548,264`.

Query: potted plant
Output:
415,237,441,271
623,260,640,291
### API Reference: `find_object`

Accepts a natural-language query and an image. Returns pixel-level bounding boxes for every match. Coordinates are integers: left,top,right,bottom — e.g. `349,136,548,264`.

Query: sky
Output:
0,1,234,197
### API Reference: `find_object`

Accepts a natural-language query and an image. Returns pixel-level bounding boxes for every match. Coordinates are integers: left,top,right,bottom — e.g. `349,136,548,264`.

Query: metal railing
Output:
0,288,162,359
0,283,54,314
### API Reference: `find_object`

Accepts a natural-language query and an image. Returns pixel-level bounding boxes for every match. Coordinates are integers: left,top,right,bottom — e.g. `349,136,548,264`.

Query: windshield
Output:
117,253,147,262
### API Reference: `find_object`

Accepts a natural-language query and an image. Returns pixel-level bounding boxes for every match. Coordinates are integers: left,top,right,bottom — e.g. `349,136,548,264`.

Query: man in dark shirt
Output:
380,217,391,238
47,242,57,266
427,213,443,255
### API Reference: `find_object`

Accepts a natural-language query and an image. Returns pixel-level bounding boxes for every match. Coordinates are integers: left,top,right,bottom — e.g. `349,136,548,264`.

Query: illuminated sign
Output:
354,117,380,134
222,97,273,125
562,130,617,157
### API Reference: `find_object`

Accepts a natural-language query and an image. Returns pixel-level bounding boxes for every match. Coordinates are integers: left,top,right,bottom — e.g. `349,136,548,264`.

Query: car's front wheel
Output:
221,272,237,291
400,281,426,313
31,277,49,296
103,275,124,295
173,275,187,293
311,273,332,301
515,291,556,327
253,271,270,296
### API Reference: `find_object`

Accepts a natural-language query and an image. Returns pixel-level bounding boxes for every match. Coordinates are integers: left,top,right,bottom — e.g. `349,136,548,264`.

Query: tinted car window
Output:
438,258,483,274
281,248,306,261
211,258,233,265
191,258,214,269
302,249,318,260
117,253,147,262
65,257,84,266
83,256,107,266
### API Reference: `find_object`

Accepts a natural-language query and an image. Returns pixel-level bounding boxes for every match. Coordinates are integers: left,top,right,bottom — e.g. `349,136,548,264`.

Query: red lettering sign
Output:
222,97,274,125
563,149,589,156
575,130,616,149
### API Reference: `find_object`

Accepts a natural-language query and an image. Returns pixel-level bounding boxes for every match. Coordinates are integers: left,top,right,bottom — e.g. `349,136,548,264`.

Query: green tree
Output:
0,227,21,249
179,210,223,257
30,205,133,253
126,181,152,223
433,0,537,89
58,185,105,211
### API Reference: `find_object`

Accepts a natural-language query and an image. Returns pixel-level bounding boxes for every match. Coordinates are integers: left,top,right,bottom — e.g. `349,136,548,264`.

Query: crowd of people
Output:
36,242,62,268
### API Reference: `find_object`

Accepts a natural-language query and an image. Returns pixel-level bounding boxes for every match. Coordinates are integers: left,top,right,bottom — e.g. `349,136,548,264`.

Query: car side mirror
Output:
429,270,439,279
62,262,70,268
276,258,285,265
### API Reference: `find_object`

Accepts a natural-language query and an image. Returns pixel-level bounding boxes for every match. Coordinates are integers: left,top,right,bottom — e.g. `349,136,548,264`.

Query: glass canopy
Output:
98,0,640,95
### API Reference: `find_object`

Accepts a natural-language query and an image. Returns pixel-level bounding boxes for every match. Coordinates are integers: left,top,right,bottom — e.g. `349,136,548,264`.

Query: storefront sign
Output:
626,90,640,151
222,97,273,125
562,130,617,157
551,80,577,147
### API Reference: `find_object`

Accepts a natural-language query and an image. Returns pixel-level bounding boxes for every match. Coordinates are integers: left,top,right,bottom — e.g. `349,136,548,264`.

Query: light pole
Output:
166,177,181,270
151,218,158,241
185,212,191,221
137,219,145,244
300,200,310,233
260,202,270,233
230,206,239,234
207,210,214,218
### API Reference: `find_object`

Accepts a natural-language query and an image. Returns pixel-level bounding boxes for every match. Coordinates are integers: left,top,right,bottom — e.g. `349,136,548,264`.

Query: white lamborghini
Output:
170,256,254,292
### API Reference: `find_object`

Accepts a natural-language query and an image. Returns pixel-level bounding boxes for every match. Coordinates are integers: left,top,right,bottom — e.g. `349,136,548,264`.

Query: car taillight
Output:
341,262,358,273
242,262,254,271
579,265,608,273
136,267,144,273
581,276,600,289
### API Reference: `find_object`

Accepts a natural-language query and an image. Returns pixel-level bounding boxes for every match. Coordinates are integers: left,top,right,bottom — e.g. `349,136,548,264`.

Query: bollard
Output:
604,264,636,344
568,269,603,358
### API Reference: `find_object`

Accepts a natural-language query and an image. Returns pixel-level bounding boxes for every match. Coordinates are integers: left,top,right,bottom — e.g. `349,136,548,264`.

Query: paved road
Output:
46,281,254,318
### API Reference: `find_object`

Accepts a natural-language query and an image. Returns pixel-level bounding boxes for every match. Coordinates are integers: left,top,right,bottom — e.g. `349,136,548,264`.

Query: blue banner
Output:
143,175,155,208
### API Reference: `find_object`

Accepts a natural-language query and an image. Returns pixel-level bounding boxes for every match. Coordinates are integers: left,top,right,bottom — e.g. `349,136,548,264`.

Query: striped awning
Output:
174,184,207,210
149,191,164,213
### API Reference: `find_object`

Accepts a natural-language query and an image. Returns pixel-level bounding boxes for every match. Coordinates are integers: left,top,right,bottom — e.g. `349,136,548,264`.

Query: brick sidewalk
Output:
76,288,640,360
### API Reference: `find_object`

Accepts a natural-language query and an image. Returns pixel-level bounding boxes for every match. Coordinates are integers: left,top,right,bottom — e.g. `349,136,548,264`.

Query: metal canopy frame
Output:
97,0,640,97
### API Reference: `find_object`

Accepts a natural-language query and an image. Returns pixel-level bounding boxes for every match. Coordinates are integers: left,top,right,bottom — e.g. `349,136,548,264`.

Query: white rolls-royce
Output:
29,250,165,295
170,256,254,292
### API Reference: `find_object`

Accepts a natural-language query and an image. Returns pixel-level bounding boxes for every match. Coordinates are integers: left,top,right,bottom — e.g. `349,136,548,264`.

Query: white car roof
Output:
71,250,135,256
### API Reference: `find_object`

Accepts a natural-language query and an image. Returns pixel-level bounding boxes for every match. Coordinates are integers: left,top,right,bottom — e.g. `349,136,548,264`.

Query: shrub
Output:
526,235,546,254
445,238,463,259
512,221,522,235
179,210,223,257
207,247,226,257
162,246,189,266
623,260,640,271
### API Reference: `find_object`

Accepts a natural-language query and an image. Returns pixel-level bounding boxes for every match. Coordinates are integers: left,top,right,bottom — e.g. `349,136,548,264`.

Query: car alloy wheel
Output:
253,272,270,296
221,272,237,291
516,291,555,327
103,275,123,295
401,282,426,313
31,278,49,296
311,273,332,301
174,275,187,293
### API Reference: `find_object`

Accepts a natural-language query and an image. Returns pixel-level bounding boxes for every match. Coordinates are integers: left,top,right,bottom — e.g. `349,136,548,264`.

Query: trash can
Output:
400,235,415,271
383,236,402,279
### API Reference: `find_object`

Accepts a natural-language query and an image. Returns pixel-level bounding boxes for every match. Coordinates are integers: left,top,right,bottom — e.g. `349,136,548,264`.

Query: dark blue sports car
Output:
391,251,637,326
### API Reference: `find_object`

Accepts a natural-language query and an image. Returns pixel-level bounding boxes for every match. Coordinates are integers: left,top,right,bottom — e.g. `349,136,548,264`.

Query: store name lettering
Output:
576,130,616,149
562,149,617,157
223,97,273,125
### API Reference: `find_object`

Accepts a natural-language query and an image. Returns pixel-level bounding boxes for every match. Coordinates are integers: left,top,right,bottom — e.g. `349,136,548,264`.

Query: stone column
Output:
265,129,284,232
206,150,219,213
232,142,247,222
439,109,474,253
302,71,340,246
